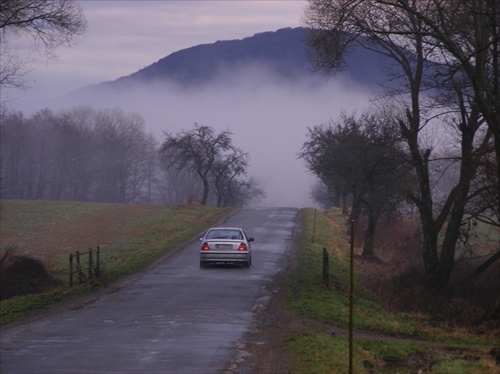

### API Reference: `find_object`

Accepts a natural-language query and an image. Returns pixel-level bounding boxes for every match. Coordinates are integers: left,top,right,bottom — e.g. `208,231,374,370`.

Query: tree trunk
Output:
431,124,477,290
493,139,500,224
421,220,439,275
432,210,461,291
342,191,349,215
333,184,341,207
362,212,378,257
214,181,222,207
200,177,209,205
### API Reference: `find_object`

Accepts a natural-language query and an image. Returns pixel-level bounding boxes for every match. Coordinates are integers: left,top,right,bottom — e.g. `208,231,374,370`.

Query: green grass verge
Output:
286,208,499,373
288,333,497,374
288,208,423,337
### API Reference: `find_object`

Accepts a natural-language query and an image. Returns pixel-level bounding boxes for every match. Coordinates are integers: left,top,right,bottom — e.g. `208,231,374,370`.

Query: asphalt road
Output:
0,207,299,374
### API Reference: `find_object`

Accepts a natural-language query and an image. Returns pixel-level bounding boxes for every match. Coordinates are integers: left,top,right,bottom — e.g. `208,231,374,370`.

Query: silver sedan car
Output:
199,227,254,268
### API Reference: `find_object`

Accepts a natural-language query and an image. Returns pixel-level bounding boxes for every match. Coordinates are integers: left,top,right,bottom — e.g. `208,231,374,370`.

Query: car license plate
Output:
216,244,233,249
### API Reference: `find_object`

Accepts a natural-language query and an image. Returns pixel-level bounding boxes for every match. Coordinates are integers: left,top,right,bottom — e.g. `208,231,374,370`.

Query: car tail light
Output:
238,243,247,251
201,242,210,251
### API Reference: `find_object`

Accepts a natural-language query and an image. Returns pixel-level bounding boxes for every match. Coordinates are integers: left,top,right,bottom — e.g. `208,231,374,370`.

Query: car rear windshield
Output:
206,229,242,240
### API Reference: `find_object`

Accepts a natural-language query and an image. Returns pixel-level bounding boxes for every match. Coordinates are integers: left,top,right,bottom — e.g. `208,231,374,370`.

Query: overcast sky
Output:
5,1,307,111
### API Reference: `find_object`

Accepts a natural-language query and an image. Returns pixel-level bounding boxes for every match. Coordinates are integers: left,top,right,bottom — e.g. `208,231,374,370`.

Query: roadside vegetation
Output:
0,199,236,325
287,208,499,373
1,201,498,372
303,0,499,295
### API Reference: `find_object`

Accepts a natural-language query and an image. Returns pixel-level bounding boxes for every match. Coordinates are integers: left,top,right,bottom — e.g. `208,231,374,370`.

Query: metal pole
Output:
312,208,317,243
349,220,354,374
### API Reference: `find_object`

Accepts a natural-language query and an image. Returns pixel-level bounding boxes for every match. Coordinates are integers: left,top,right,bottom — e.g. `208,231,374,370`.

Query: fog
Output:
12,66,375,208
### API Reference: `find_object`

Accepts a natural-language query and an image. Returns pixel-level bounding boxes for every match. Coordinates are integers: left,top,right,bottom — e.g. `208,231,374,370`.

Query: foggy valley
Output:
5,28,380,207
60,72,373,207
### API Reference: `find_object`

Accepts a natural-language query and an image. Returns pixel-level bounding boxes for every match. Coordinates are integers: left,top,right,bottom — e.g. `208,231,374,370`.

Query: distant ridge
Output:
127,27,313,84
69,27,392,96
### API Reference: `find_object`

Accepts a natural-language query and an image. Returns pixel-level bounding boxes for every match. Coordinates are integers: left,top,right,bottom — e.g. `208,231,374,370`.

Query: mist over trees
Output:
0,107,264,207
303,0,499,290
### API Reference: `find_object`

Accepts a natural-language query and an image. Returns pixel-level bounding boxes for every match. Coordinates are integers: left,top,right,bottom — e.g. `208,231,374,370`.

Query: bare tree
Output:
309,181,334,210
303,0,495,290
225,177,266,207
1,106,157,204
161,124,235,205
0,46,28,90
212,148,249,207
0,110,32,198
59,106,99,201
0,0,86,89
468,139,499,227
299,107,412,257
388,0,500,210
92,108,153,204
160,124,260,207
156,164,202,205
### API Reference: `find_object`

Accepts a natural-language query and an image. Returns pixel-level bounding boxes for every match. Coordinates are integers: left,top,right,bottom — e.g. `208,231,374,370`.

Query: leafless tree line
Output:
0,106,264,206
303,0,499,290
300,107,416,257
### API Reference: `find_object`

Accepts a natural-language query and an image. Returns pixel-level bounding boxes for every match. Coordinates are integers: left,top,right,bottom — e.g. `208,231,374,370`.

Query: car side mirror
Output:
248,238,254,242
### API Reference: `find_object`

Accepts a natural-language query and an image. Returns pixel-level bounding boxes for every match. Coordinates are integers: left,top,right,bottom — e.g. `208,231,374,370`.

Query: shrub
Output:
0,247,60,300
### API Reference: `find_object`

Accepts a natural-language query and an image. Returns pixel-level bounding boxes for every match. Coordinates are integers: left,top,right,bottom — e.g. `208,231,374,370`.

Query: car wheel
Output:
200,260,205,268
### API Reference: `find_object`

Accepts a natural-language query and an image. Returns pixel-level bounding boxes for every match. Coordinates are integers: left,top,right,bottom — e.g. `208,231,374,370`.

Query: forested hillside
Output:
70,27,391,95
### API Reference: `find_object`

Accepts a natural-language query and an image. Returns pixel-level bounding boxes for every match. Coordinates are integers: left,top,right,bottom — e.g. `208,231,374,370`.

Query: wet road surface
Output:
0,207,298,374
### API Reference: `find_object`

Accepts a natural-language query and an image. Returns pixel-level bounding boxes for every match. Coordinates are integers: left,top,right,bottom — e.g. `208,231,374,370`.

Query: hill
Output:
58,28,398,208
69,27,391,96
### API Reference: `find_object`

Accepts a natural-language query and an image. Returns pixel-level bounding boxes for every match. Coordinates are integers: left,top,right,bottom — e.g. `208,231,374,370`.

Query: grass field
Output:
0,200,236,324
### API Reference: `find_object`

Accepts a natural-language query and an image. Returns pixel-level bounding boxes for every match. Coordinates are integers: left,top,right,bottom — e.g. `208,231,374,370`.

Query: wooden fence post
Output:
96,246,100,278
76,251,83,284
69,253,73,287
322,248,329,288
68,247,101,287
88,248,93,279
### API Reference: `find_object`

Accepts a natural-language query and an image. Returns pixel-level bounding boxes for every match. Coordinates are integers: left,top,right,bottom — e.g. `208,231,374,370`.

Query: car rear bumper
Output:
200,251,250,263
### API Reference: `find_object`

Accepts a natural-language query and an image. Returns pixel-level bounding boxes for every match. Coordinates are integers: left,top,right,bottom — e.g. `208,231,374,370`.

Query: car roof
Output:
207,227,243,230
